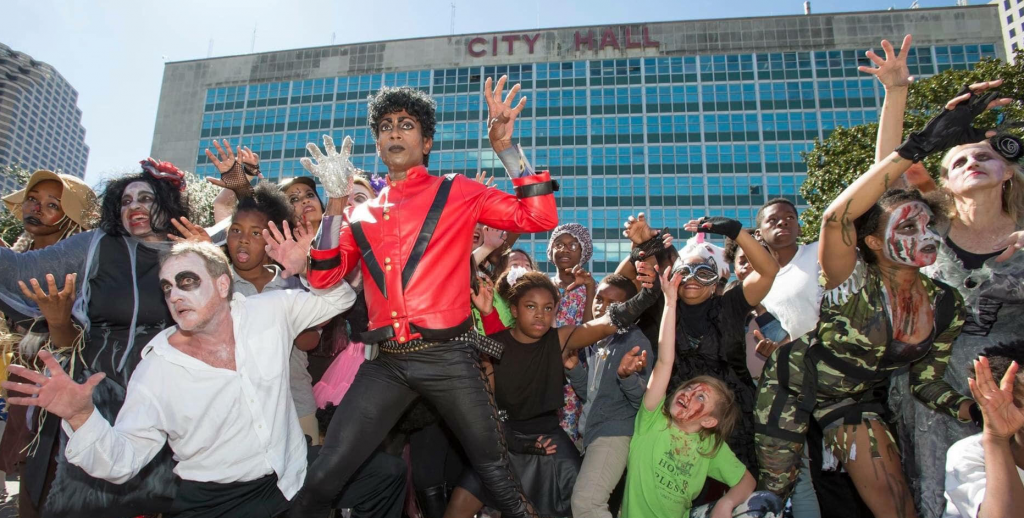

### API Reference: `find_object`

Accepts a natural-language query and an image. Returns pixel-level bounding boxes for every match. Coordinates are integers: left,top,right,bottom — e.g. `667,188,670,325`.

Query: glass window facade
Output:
192,43,997,276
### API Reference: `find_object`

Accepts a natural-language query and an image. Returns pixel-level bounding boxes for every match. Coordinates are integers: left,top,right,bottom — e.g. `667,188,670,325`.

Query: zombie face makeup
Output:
473,223,485,248
159,254,226,332
668,382,717,425
348,183,373,209
21,180,66,236
285,183,323,227
120,181,163,241
882,200,940,267
944,142,1012,196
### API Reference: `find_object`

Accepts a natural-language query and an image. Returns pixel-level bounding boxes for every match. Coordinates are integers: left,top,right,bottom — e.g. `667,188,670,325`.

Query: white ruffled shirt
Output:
61,282,355,499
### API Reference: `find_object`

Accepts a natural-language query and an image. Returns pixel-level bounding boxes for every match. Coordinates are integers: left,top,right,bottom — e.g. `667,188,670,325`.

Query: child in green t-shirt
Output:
623,262,783,518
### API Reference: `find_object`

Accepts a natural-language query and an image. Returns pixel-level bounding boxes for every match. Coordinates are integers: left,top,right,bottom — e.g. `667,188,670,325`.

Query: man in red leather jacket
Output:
290,78,557,517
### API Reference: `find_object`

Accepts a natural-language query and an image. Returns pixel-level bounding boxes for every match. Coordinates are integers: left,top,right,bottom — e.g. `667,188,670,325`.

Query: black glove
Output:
608,278,660,331
896,85,1000,162
696,216,742,240
221,160,255,199
503,425,550,456
969,402,984,428
630,227,671,262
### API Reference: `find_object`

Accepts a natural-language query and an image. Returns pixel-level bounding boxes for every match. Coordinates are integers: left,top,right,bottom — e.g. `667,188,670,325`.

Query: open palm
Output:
3,350,103,427
859,35,914,89
263,220,314,279
969,356,1024,439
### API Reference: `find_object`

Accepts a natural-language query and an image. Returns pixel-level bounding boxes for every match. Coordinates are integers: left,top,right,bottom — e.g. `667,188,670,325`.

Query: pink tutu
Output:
313,342,366,409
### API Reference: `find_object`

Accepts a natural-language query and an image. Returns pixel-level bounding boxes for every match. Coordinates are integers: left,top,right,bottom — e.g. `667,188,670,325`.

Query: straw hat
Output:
2,170,97,229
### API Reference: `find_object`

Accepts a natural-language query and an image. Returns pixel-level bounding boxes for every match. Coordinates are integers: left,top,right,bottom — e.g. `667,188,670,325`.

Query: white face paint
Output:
120,181,160,240
882,200,940,267
159,254,226,331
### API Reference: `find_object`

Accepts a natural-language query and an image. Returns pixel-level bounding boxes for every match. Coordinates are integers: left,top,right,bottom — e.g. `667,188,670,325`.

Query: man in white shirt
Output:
2,242,405,517
755,198,823,344
944,344,1024,518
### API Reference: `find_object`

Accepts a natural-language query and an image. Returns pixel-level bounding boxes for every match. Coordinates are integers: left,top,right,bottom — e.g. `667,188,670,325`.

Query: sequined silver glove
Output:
300,135,357,199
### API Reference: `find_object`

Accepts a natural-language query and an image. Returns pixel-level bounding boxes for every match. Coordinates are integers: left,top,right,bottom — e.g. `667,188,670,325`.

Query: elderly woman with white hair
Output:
623,214,779,475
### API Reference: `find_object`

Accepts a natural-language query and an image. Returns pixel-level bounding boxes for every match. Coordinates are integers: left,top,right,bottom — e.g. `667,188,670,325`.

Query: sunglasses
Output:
671,263,720,286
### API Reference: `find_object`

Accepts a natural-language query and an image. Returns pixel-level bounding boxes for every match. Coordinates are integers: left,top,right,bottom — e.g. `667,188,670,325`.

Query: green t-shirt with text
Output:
621,398,746,517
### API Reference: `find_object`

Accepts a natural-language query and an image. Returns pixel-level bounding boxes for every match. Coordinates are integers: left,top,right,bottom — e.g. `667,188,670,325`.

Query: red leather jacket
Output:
307,166,558,344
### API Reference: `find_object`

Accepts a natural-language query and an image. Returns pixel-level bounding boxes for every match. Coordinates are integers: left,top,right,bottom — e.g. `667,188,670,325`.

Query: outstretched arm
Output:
644,265,681,412
819,86,1010,289
861,35,914,168
684,217,778,306
3,351,167,484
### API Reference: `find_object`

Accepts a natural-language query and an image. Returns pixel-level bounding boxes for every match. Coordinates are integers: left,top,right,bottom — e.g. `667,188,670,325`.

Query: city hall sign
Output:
466,25,660,57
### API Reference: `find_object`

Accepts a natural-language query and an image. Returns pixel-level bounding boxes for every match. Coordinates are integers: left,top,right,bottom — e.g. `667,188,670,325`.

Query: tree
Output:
183,171,220,227
0,165,33,245
800,50,1024,241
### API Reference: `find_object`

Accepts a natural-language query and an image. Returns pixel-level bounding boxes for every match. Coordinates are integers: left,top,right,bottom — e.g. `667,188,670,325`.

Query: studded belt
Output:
379,329,505,359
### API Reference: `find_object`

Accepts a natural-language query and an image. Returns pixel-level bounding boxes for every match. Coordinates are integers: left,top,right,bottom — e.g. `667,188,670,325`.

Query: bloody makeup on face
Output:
285,184,323,226
120,181,162,239
21,180,66,233
882,201,939,267
668,381,717,424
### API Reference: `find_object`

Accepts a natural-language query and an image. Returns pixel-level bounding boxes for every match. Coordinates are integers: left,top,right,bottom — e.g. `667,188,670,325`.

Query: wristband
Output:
496,144,535,179
969,402,984,428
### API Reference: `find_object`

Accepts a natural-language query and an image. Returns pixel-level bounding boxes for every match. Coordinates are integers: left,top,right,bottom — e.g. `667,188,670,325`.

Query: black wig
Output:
98,173,191,238
367,86,437,166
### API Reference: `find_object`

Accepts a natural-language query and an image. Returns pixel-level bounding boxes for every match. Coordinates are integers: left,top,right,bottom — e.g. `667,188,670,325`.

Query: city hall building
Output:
151,5,1003,275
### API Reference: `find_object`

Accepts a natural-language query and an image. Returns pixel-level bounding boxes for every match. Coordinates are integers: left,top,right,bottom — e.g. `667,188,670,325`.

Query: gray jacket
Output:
567,326,652,450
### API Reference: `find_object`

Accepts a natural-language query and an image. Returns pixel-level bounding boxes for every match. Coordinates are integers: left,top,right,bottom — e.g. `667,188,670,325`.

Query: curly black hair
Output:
598,273,638,300
98,172,190,238
497,270,560,307
367,86,437,167
234,182,295,229
970,341,1024,405
853,188,949,264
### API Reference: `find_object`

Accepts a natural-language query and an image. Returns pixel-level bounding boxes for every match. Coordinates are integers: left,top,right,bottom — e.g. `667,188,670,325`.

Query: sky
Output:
1,0,971,187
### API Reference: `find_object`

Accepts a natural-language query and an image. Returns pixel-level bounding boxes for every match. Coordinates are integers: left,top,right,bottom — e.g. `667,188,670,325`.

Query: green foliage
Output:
800,51,1024,241
0,165,33,246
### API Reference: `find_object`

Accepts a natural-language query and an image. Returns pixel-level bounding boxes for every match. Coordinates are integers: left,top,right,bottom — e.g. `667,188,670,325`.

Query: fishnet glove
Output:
300,135,357,198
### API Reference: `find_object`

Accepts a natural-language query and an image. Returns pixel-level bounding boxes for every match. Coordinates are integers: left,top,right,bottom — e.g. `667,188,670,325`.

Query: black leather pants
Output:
289,340,536,518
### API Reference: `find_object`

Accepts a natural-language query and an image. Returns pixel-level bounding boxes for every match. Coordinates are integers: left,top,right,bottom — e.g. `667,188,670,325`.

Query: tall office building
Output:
151,6,1002,275
0,42,90,194
993,0,1024,59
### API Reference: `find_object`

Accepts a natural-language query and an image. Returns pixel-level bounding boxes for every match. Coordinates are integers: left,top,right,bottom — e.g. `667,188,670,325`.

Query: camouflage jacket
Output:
811,260,970,419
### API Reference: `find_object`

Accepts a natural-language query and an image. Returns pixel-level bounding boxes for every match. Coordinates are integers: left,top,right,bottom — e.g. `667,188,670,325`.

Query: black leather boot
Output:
416,484,449,518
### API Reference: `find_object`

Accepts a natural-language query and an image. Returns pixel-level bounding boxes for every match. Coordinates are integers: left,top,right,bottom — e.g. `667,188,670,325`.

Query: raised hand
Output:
169,217,213,244
565,264,595,293
480,226,507,253
204,139,254,198
3,350,104,430
623,212,657,244
969,356,1024,439
904,162,937,193
659,266,682,304
262,220,309,279
636,261,659,290
897,81,1013,162
300,135,357,199
471,275,496,315
684,216,742,240
474,170,495,188
859,35,914,89
617,346,648,379
484,76,526,152
752,329,782,358
18,274,76,331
